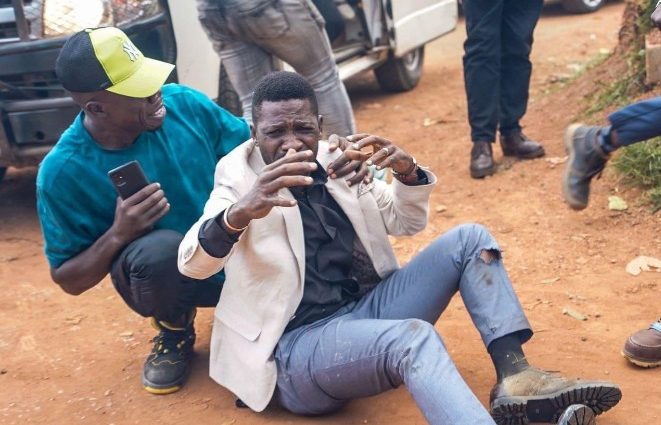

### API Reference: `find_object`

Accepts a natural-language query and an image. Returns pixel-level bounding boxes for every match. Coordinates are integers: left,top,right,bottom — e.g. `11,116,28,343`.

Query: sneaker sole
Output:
558,404,596,425
491,383,622,425
141,354,193,395
622,350,661,368
143,384,182,395
562,123,588,210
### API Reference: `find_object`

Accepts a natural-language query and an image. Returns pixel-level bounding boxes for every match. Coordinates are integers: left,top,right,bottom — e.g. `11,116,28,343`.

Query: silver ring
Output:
382,147,391,155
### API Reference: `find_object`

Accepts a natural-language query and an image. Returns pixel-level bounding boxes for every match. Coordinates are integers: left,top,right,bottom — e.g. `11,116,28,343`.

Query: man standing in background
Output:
463,0,546,178
196,0,356,138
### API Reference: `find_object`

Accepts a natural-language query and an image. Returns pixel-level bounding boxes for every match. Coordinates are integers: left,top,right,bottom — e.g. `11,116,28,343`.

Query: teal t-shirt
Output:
36,83,250,268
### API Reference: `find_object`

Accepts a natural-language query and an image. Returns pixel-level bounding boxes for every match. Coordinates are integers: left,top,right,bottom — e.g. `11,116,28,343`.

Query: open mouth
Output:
148,104,166,119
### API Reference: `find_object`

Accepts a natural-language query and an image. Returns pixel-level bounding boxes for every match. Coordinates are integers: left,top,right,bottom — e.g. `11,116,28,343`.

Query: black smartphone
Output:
108,160,150,200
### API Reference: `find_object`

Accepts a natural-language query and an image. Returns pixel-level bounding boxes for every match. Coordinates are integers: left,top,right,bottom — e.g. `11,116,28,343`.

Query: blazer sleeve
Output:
178,160,245,279
369,169,437,236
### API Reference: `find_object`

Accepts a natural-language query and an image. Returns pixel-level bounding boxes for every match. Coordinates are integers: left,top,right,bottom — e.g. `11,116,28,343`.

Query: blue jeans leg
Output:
607,96,661,147
275,224,532,423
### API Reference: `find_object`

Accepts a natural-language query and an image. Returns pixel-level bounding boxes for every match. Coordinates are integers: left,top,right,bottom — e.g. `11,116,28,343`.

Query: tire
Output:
0,167,6,183
217,63,242,117
561,0,606,14
374,47,425,93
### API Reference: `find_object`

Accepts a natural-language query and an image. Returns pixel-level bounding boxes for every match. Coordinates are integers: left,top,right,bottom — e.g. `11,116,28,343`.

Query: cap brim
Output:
105,57,174,98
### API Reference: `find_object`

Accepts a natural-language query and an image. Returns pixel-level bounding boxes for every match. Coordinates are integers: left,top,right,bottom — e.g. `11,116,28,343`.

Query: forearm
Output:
50,227,127,295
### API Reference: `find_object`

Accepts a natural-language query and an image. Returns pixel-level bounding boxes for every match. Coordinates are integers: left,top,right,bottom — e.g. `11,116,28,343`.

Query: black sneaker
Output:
562,124,610,210
142,318,196,395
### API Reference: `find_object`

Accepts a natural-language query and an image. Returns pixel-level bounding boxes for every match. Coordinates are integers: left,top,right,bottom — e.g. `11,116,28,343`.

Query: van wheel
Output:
561,0,606,13
374,47,425,93
217,63,242,117
0,167,6,183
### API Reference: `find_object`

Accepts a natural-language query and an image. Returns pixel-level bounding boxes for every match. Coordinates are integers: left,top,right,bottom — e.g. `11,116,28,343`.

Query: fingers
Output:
268,196,298,208
264,149,314,171
263,160,317,182
143,198,170,223
331,159,361,181
327,134,342,152
366,146,392,167
349,135,391,152
130,187,167,215
124,183,161,206
345,161,369,187
264,175,314,193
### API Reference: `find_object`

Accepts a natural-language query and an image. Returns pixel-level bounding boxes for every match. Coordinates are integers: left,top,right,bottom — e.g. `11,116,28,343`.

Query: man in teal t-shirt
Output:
38,27,366,397
36,27,251,395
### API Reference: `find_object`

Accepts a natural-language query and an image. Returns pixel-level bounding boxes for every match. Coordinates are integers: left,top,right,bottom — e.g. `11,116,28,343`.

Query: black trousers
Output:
110,229,223,324
462,0,543,143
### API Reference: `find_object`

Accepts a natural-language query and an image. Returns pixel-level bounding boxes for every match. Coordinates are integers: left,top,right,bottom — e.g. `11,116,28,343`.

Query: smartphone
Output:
108,160,150,200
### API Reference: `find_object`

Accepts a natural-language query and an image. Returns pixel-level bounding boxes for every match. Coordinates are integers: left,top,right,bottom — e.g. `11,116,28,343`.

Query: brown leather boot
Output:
470,141,496,178
489,367,621,425
622,320,661,368
499,131,545,159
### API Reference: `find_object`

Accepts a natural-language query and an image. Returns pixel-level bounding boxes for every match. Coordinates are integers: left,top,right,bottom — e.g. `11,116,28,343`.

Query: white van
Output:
0,0,458,181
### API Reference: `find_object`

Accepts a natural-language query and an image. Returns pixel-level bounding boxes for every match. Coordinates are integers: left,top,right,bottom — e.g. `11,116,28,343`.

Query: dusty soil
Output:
1,2,659,424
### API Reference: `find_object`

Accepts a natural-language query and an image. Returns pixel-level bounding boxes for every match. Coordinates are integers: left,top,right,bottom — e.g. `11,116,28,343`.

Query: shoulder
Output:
162,83,215,108
37,115,85,191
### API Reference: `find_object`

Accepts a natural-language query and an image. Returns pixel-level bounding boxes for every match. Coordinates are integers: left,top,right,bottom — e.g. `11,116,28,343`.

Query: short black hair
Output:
251,71,319,124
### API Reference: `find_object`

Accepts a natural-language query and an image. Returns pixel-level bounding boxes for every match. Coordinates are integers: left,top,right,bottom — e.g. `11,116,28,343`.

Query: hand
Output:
110,183,170,244
653,3,661,29
327,134,371,186
328,133,415,177
228,149,316,229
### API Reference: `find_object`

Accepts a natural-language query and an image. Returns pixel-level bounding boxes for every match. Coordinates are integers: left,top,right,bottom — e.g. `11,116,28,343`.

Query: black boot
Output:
142,313,196,395
499,131,545,159
470,141,496,178
562,124,610,210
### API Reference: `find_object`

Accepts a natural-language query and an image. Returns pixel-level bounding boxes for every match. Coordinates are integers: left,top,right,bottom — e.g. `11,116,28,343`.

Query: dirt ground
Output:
1,2,659,424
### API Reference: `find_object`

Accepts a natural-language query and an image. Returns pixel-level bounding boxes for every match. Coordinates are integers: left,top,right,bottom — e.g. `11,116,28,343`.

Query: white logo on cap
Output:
122,41,141,62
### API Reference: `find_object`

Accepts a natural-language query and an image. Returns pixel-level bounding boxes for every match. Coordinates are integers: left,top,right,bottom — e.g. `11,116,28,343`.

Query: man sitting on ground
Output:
178,71,621,424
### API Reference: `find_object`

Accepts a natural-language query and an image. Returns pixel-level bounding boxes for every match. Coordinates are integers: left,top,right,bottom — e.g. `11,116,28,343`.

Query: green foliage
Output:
612,138,661,212
584,0,661,211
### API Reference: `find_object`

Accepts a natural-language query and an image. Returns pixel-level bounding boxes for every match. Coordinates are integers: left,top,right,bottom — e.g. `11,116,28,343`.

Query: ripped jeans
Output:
274,223,532,425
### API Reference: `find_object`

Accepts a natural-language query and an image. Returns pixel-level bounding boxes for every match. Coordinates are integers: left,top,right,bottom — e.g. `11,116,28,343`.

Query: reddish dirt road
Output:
1,2,659,424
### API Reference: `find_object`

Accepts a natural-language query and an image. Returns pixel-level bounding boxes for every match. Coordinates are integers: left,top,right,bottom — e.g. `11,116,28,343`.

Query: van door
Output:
387,0,458,57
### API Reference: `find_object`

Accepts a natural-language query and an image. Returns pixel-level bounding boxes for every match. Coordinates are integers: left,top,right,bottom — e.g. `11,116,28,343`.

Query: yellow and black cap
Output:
55,27,174,98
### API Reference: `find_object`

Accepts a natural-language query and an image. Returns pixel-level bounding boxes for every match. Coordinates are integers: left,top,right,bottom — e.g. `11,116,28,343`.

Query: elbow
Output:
59,283,86,296
50,268,86,296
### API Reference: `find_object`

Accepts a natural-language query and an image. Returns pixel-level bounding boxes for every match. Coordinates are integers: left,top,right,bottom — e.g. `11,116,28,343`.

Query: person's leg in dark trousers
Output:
111,229,223,394
498,0,545,159
463,0,504,178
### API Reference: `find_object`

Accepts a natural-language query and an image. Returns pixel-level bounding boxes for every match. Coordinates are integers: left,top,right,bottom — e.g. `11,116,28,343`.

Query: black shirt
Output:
285,165,360,331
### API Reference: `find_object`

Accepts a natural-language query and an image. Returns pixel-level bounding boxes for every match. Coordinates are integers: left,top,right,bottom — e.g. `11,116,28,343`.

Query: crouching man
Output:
178,71,621,424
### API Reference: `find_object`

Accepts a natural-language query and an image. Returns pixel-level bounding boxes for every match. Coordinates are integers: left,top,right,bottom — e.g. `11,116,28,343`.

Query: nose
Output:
280,133,305,152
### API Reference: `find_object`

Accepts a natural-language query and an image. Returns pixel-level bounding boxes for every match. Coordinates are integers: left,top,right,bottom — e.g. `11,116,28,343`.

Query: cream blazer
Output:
178,140,436,411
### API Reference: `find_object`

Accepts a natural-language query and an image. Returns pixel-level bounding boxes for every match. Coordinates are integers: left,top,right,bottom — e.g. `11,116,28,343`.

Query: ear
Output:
317,115,323,134
84,101,105,117
250,123,257,142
